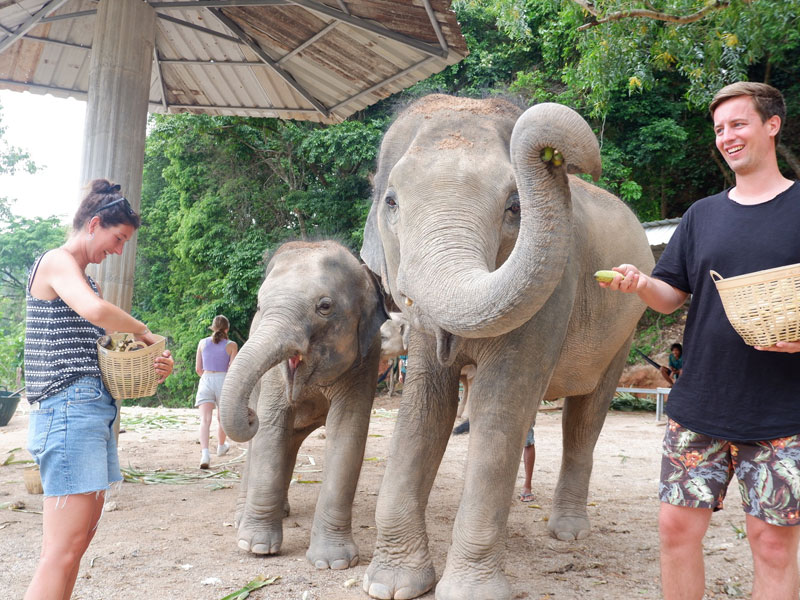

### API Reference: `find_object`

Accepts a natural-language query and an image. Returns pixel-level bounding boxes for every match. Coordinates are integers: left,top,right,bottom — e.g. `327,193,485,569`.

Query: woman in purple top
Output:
195,315,238,468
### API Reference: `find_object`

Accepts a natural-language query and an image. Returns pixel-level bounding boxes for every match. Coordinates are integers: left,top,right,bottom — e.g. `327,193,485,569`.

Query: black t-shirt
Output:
652,182,800,442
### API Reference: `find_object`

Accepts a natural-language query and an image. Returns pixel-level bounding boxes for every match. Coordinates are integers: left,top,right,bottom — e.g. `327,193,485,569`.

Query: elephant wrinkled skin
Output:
219,240,387,570
360,95,654,599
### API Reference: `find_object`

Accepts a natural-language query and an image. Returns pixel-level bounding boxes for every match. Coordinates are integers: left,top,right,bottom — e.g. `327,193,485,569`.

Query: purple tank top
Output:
201,337,231,372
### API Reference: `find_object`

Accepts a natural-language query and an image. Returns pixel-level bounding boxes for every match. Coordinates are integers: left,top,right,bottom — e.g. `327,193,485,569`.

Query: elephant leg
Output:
306,362,376,570
237,417,298,555
436,355,547,600
364,341,461,600
548,337,632,541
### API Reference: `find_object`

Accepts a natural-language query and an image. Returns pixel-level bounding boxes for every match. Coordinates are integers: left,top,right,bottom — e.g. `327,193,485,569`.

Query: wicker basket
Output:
711,263,800,347
97,333,166,400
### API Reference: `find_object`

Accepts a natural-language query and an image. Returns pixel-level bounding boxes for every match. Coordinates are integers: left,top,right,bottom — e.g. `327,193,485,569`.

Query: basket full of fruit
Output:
97,333,166,400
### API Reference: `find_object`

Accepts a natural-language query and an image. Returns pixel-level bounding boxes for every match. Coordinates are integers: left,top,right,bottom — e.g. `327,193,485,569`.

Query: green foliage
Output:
0,198,67,388
629,307,682,365
610,391,656,412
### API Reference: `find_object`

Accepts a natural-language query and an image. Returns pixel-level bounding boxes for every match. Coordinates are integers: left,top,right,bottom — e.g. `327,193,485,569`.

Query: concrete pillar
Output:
81,0,155,312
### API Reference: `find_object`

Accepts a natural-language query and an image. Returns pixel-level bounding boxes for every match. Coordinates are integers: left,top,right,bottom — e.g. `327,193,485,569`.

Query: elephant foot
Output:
236,518,284,555
547,509,591,541
306,532,359,570
434,569,511,600
362,553,436,600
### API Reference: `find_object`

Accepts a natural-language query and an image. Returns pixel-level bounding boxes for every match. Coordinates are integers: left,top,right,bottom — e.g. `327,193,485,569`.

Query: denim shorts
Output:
660,419,800,526
27,376,122,497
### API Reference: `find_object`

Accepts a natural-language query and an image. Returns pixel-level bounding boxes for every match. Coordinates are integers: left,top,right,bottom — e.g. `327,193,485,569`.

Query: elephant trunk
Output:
404,103,601,339
219,317,305,443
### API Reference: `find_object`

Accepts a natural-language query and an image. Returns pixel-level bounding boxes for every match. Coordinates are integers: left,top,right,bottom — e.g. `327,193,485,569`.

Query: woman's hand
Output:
755,341,800,353
154,350,174,383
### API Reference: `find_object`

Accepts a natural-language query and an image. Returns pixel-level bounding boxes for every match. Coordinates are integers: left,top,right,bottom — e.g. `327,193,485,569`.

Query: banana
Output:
594,269,622,283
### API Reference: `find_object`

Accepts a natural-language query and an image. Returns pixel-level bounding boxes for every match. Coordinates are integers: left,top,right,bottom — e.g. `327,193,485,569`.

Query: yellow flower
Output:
628,76,643,90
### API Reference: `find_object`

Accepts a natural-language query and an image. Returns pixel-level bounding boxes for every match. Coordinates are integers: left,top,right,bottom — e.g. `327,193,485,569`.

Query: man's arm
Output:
598,264,688,314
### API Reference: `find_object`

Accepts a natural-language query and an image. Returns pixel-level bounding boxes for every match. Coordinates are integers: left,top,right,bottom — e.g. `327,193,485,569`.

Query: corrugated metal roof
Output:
642,217,680,248
0,0,468,123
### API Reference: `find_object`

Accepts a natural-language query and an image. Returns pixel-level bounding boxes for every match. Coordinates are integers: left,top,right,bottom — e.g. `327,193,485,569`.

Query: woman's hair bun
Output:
91,179,122,195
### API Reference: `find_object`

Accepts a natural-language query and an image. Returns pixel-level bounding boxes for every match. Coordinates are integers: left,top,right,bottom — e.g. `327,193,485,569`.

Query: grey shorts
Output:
525,425,535,447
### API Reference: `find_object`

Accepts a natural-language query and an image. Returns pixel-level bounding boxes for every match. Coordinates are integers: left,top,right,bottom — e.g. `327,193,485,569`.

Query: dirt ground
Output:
2,392,755,600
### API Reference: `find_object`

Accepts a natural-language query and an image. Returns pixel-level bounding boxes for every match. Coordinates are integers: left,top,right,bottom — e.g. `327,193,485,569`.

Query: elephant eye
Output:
384,191,398,209
506,192,520,215
317,297,333,316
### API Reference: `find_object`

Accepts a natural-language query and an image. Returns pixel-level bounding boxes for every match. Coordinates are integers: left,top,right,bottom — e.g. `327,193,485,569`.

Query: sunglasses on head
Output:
95,197,135,216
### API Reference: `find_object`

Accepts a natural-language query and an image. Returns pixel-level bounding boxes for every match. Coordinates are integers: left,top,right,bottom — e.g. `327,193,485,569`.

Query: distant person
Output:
195,315,238,469
23,179,174,600
599,82,800,600
519,425,536,502
660,342,683,386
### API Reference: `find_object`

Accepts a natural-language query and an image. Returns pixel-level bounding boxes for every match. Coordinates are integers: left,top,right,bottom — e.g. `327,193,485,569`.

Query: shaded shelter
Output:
0,0,467,309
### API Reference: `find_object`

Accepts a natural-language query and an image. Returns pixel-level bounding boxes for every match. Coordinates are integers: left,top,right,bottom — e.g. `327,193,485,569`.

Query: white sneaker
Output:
217,442,230,457
200,449,211,469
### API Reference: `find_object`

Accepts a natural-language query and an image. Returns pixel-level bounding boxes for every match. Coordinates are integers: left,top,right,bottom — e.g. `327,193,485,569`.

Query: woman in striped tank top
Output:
23,179,174,600
195,315,238,469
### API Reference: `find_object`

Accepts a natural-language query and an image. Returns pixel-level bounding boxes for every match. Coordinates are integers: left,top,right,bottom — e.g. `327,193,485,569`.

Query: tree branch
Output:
573,0,746,31
777,143,800,180
709,145,734,188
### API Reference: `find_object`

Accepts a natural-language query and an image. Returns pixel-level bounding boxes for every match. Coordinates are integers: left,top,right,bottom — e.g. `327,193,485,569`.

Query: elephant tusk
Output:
404,297,413,307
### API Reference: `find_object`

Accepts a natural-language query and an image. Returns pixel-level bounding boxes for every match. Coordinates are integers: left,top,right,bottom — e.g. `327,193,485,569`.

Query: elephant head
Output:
361,95,601,364
220,240,388,442
379,312,408,360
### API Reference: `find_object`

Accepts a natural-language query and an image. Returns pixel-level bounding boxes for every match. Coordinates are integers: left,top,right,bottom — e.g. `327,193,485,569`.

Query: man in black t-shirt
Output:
601,82,800,600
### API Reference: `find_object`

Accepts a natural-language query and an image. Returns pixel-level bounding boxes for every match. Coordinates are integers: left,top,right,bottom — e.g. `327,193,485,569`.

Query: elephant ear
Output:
360,203,389,294
357,263,391,363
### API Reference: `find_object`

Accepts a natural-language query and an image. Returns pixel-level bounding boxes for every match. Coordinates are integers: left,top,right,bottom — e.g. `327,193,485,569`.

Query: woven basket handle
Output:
709,270,724,283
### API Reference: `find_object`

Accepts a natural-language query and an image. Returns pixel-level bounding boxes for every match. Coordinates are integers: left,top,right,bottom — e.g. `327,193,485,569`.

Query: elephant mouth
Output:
435,328,461,367
284,353,305,403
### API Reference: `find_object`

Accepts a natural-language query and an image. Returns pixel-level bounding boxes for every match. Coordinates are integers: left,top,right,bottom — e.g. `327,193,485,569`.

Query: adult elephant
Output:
219,240,387,569
359,95,654,600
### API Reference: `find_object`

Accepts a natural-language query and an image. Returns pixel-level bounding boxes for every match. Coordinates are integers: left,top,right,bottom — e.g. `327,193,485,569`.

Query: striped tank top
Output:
24,253,106,404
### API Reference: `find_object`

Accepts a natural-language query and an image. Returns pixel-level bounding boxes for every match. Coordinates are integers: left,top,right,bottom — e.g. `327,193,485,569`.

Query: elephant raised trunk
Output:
404,103,601,339
220,317,308,443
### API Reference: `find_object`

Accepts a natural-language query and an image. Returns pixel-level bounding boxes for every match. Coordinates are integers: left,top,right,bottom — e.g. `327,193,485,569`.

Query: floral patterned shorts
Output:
660,419,800,526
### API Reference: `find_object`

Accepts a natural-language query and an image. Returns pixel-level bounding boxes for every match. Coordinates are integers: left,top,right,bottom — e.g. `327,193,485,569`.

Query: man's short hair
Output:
710,82,786,146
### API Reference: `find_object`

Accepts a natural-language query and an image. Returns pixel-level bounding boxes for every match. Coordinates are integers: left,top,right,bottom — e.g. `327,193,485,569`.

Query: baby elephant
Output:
219,240,387,569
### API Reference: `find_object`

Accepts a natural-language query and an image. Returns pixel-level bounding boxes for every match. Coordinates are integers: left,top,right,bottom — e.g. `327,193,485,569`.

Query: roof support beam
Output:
160,58,261,66
22,35,91,50
421,0,449,53
0,0,72,53
154,48,169,111
330,56,437,115
0,78,85,97
277,20,337,65
169,103,322,116
287,0,447,58
151,1,288,7
157,13,244,44
41,10,97,23
208,7,330,118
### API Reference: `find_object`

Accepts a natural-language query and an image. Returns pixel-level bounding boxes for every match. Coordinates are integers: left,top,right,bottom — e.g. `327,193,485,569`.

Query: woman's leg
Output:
199,402,213,450
24,492,106,600
216,403,227,447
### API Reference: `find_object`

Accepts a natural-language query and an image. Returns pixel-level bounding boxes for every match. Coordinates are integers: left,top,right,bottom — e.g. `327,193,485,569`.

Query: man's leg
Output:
659,503,712,600
746,514,800,600
520,444,535,501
